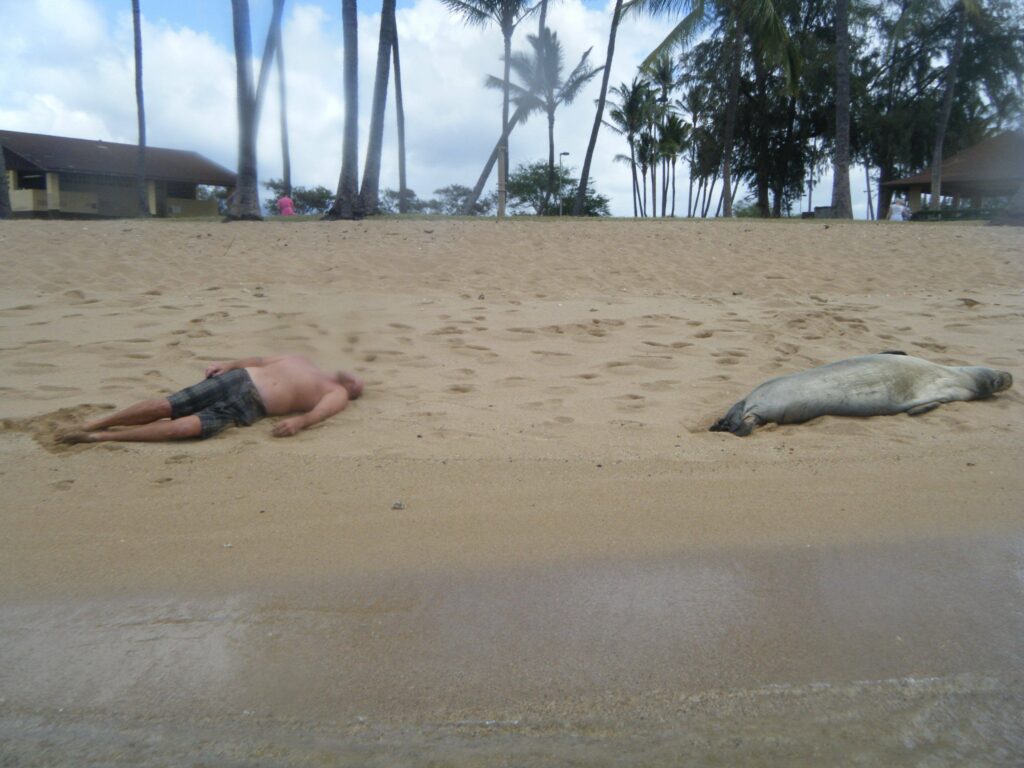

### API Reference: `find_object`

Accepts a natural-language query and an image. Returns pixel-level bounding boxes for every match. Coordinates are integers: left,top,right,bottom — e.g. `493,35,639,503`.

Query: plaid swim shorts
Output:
167,368,267,439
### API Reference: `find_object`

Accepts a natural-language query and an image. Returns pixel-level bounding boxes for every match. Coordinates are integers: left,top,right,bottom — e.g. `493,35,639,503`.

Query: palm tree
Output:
930,0,980,207
360,0,397,215
830,0,852,217
391,19,409,212
573,0,624,216
462,104,535,214
229,0,262,220
328,0,360,219
274,7,292,197
487,28,601,211
254,0,287,125
442,0,536,217
636,131,657,216
251,0,291,197
131,0,148,216
605,78,652,217
626,0,790,217
659,113,689,216
644,53,675,215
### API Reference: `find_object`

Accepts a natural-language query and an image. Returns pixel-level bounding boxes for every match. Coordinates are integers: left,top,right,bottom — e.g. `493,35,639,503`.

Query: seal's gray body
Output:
710,353,1012,436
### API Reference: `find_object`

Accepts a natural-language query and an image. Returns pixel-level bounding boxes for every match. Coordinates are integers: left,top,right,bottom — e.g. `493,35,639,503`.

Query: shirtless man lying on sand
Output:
60,355,363,443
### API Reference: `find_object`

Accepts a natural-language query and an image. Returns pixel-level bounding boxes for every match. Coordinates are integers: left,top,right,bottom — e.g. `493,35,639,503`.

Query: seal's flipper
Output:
906,401,940,416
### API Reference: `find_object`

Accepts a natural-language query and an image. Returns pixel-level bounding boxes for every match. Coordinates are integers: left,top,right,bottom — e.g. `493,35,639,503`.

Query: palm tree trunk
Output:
360,0,395,216
641,167,648,216
229,0,262,220
462,106,528,215
650,159,657,217
391,18,408,213
574,0,623,216
329,0,360,219
864,164,874,220
630,143,639,217
254,0,286,127
275,13,291,196
132,0,148,216
931,2,968,208
702,171,718,217
538,0,551,211
498,27,512,218
671,159,676,217
546,109,556,215
720,10,741,218
0,142,11,219
830,0,853,218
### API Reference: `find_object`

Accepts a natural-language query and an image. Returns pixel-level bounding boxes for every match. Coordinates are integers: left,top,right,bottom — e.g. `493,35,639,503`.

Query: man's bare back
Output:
60,354,363,443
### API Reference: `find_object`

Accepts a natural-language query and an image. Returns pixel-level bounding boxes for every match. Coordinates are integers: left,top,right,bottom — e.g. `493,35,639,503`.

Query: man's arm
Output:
272,388,350,437
205,356,284,378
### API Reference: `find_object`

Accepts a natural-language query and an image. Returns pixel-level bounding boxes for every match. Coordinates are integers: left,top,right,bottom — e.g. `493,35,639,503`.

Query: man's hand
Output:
205,362,230,378
272,417,305,437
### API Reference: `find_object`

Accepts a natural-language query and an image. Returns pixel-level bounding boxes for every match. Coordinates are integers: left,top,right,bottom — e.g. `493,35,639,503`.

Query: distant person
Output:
888,197,910,221
277,195,296,216
60,355,363,443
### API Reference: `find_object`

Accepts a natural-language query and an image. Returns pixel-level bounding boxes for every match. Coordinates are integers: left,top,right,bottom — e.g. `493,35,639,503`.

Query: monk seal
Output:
710,352,1013,436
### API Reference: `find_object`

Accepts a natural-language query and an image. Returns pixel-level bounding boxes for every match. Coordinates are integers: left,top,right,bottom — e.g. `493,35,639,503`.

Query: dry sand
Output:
0,218,1022,765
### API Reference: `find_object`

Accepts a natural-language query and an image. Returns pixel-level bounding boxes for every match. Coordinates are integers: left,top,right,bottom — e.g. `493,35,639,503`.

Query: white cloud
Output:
0,0,871,217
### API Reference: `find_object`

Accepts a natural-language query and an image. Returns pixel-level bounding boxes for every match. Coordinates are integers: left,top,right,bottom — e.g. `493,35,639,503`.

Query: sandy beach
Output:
1,217,1022,766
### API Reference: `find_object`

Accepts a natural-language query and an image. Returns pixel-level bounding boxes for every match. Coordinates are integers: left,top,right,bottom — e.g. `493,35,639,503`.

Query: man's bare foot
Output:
58,430,97,445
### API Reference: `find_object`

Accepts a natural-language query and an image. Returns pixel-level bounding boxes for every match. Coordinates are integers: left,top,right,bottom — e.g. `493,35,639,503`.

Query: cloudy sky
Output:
0,0,871,217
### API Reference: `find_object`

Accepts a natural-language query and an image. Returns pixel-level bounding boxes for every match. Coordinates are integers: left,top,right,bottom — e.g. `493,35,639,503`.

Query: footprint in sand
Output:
441,368,477,380
694,330,714,339
521,398,564,412
611,394,646,411
447,384,474,394
639,380,679,392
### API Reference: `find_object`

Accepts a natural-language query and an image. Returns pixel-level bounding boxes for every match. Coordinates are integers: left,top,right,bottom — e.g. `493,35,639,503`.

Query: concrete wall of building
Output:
165,197,219,217
10,189,46,212
11,171,220,217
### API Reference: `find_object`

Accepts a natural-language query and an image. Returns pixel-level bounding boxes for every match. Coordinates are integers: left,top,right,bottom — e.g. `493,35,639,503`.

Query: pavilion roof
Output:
0,129,236,187
883,131,1024,197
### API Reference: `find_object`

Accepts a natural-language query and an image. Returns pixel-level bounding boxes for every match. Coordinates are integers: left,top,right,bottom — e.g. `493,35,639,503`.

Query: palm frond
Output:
641,6,710,68
440,0,499,28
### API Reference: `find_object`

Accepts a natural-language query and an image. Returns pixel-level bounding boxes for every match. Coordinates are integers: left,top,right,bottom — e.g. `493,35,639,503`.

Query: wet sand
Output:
0,218,1022,765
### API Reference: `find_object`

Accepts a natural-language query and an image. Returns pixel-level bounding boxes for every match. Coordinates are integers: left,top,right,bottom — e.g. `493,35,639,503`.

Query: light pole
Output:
558,151,570,216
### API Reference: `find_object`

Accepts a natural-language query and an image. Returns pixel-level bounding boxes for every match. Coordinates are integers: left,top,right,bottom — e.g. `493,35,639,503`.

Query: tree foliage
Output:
264,179,335,215
507,160,610,215
606,0,1024,218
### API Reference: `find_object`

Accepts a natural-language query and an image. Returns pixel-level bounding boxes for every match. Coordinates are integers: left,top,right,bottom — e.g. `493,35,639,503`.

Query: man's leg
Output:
83,397,173,431
61,415,202,444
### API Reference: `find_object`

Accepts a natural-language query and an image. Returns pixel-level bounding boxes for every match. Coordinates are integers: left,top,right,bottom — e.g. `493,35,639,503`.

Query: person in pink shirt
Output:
277,195,295,216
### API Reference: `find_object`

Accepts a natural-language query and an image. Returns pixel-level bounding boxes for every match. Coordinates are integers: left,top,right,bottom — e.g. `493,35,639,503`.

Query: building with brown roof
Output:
883,131,1024,216
0,129,236,218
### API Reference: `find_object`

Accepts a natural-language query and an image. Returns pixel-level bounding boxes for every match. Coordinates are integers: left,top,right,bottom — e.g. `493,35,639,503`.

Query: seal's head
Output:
965,367,1013,397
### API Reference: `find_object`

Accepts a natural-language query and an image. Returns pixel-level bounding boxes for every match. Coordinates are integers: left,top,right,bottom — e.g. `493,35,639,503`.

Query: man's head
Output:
336,371,364,399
